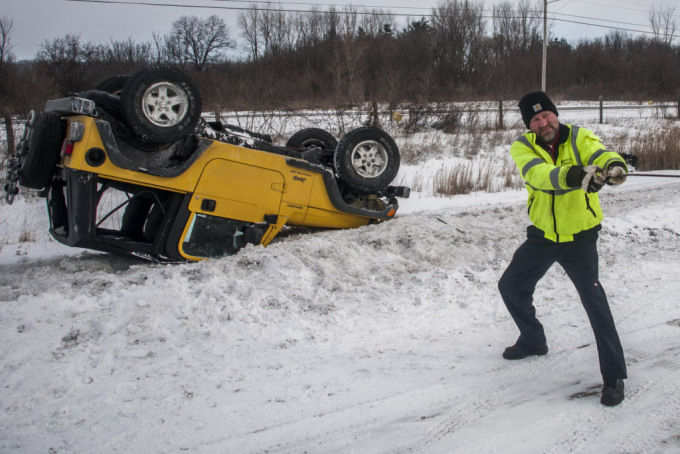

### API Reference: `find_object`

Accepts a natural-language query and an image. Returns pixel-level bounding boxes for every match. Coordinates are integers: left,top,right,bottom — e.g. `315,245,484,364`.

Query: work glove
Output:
567,165,604,193
580,165,606,193
604,164,627,185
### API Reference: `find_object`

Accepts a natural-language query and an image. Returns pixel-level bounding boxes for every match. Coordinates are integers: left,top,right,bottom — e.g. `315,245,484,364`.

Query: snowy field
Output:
1,113,680,453
2,176,680,453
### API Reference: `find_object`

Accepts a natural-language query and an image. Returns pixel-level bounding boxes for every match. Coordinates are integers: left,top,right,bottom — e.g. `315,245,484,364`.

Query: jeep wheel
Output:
334,127,400,192
18,111,64,190
286,128,338,151
120,67,202,145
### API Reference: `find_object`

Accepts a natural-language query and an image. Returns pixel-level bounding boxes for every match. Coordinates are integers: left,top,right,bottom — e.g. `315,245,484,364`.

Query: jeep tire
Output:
120,67,202,146
286,128,338,151
18,111,64,190
334,127,400,193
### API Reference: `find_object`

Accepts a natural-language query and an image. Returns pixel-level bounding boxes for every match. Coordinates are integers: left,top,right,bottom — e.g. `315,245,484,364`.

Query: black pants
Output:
498,226,627,380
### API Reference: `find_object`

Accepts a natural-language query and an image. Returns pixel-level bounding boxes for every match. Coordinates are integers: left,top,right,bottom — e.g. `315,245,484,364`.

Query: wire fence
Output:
206,100,680,137
546,102,680,126
2,101,679,159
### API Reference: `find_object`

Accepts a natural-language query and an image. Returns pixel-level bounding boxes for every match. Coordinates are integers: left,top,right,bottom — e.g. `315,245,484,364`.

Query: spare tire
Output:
286,128,338,151
334,127,400,193
120,67,202,146
18,111,64,190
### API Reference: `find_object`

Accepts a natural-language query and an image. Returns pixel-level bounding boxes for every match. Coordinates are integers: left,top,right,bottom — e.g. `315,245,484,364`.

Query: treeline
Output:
0,0,679,114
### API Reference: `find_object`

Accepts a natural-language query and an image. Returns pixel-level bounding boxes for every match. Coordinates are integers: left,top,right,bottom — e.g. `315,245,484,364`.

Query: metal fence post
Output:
599,96,604,124
498,98,504,130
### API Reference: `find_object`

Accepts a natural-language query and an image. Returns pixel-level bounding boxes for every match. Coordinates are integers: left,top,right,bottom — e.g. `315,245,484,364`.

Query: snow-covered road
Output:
1,176,680,453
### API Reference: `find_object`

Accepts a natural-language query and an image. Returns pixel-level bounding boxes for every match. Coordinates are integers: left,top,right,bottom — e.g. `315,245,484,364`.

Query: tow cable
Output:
626,173,680,178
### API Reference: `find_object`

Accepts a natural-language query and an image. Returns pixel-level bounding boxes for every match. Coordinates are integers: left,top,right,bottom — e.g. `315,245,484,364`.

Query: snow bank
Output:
1,173,680,453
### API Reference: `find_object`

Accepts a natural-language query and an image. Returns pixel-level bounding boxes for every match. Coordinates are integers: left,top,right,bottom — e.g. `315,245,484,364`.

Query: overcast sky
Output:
2,0,678,60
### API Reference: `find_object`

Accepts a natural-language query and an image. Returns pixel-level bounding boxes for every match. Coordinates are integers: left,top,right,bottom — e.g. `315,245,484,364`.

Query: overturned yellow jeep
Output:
4,67,409,262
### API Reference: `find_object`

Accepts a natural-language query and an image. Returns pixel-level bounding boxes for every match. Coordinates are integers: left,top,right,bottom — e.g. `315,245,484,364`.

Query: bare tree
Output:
294,9,324,48
0,14,15,107
239,7,261,61
151,31,186,66
37,34,96,92
256,5,291,58
37,34,90,65
330,9,364,102
12,65,60,112
171,15,234,71
358,9,395,38
0,15,15,71
573,38,602,89
396,18,436,101
86,37,152,76
486,0,543,93
431,0,487,89
323,7,341,42
492,0,541,53
106,38,152,65
649,5,677,46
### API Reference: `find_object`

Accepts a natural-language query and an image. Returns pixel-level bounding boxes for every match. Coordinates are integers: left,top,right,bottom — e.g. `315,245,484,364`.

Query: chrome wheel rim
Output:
141,82,189,127
350,140,388,178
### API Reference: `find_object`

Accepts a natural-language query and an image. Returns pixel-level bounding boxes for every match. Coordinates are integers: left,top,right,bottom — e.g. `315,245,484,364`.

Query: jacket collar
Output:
536,123,570,150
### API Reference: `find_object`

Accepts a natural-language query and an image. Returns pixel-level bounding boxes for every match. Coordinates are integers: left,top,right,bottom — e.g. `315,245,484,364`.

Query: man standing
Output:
498,91,628,407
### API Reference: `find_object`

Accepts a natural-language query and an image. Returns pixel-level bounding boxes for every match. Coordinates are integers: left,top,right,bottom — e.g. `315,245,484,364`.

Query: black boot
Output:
502,343,548,360
601,379,625,406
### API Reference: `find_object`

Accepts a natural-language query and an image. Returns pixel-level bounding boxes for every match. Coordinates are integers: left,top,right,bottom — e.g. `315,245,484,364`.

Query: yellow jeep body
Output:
38,107,404,262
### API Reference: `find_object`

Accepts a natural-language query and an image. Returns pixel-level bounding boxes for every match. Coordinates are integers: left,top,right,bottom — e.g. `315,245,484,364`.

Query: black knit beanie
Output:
519,91,558,129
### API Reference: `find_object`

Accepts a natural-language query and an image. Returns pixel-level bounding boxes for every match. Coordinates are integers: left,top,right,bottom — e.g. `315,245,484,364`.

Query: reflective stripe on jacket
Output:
510,124,627,242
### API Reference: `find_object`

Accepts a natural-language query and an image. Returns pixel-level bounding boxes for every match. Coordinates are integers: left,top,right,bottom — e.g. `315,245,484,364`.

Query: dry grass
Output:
433,159,523,196
434,163,474,195
396,123,524,196
0,211,38,245
18,220,35,243
633,123,680,171
601,122,680,171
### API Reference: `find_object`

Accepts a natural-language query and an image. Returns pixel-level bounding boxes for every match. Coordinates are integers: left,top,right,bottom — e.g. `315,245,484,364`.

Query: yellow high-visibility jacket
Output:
511,123,627,242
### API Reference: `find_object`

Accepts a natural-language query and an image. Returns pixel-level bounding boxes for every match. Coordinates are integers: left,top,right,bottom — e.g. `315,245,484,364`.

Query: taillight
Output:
61,139,75,156
61,121,84,157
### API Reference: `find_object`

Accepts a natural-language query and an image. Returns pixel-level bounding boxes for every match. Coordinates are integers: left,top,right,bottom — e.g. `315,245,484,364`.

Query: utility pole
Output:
542,0,547,91
542,0,559,92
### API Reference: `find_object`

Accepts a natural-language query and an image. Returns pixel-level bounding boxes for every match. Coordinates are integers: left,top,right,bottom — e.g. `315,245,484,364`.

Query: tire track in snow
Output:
199,382,456,453
400,345,584,453
544,321,680,454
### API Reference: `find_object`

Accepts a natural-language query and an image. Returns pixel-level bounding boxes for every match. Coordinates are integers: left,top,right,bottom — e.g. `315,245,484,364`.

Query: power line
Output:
220,0,678,21
549,11,653,28
548,16,653,34
211,0,429,12
570,0,674,15
64,0,677,39
212,0,669,29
